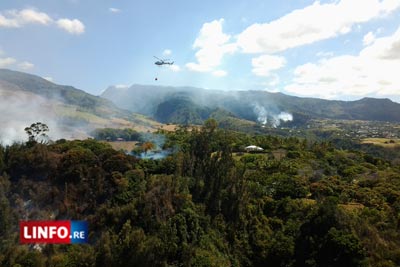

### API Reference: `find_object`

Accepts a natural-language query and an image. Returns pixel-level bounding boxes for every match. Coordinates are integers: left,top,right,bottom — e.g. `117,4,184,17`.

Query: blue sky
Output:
1,0,400,102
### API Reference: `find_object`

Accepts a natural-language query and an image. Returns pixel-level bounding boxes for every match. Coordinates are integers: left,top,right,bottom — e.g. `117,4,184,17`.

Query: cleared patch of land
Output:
361,138,400,147
339,202,365,212
157,124,179,131
105,141,138,152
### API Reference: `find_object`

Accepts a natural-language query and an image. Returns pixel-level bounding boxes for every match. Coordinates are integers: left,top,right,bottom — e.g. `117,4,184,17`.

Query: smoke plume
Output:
0,88,88,145
252,103,293,127
133,133,175,160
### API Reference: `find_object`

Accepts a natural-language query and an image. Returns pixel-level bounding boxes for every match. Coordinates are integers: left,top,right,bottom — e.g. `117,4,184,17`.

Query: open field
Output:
361,138,400,147
104,141,138,152
157,124,179,131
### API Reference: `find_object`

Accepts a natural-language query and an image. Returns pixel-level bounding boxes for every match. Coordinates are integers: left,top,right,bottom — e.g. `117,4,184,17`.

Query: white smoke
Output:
133,133,175,160
0,88,86,146
253,104,268,125
272,112,293,127
1,90,56,145
252,103,293,128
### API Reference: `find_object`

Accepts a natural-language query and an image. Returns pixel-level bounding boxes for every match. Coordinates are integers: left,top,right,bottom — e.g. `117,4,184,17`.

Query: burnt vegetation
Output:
1,120,400,266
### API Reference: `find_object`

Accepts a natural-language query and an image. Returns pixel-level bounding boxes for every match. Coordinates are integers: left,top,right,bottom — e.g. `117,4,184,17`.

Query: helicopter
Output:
154,56,174,66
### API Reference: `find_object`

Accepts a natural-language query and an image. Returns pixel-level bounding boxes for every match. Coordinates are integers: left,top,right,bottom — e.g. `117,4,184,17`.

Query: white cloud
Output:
109,8,121,13
163,49,172,56
237,0,400,54
193,19,230,48
0,14,18,27
186,19,236,73
18,61,34,70
251,54,286,77
168,64,181,72
43,76,53,82
56,18,85,34
18,9,52,25
186,62,210,72
285,26,400,99
363,31,376,46
0,8,85,35
0,57,16,68
0,8,52,28
0,50,34,70
212,70,227,77
361,27,400,60
260,74,281,88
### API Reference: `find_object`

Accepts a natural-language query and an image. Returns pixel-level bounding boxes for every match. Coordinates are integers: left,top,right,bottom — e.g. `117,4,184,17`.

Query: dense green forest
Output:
1,120,400,266
91,128,141,141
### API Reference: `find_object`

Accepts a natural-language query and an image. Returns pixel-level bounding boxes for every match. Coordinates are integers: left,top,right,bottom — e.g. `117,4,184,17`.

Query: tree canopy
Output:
1,122,400,266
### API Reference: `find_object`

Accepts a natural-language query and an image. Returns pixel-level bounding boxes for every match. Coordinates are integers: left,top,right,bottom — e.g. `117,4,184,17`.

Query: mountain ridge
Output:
2,68,400,137
0,69,161,143
102,84,400,125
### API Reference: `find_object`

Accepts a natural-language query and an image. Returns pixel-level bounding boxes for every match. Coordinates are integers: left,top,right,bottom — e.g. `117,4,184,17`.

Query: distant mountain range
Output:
102,84,400,126
1,68,400,144
0,69,160,143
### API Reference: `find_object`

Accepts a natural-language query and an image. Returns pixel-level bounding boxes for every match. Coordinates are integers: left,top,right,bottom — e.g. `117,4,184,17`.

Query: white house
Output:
245,145,264,152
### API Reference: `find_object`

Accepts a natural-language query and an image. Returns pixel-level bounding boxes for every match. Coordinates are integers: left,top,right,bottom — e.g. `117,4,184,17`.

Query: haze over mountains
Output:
1,68,400,145
102,84,400,126
0,69,159,144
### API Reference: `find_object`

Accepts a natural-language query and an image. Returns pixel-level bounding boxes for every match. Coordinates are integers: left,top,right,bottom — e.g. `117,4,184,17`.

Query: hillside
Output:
1,124,400,266
101,84,200,115
0,69,161,143
102,84,400,125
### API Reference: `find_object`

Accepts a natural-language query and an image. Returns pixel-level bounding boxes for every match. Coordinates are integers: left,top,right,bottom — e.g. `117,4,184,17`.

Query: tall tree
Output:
24,122,49,144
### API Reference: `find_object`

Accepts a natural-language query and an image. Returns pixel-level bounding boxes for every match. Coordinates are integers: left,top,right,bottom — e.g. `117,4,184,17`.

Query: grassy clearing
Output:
55,105,163,132
55,105,111,124
361,138,400,148
104,141,138,152
339,202,365,212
